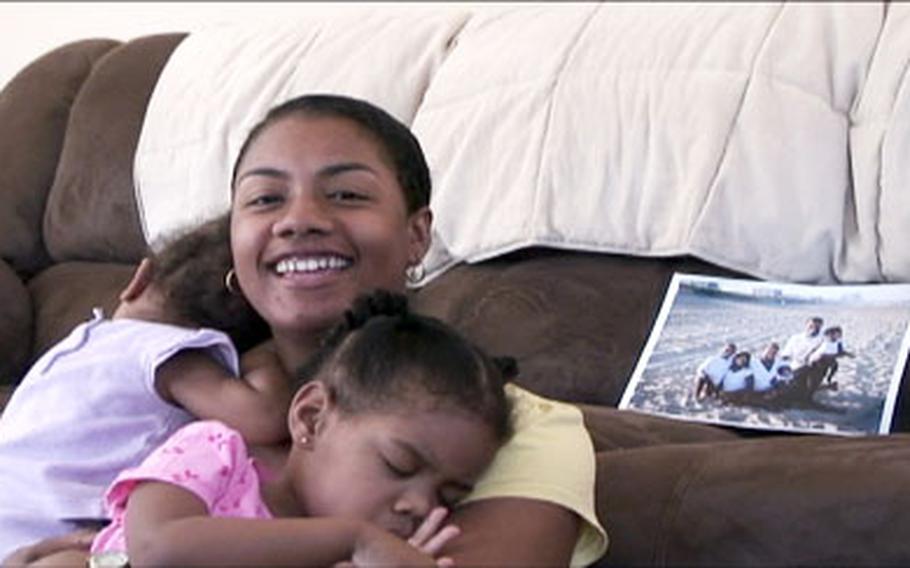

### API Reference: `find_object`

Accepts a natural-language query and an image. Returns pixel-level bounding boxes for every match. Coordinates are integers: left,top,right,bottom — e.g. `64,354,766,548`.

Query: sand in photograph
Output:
621,276,910,436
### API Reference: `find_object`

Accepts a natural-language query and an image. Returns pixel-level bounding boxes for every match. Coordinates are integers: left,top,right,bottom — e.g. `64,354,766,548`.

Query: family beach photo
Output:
619,273,910,436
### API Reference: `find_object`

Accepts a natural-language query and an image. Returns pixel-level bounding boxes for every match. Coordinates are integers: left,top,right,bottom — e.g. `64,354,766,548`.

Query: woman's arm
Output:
442,497,579,566
437,386,606,567
156,344,292,444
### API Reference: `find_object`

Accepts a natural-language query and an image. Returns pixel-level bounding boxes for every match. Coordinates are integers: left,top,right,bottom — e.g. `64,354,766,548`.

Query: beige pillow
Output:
415,3,885,285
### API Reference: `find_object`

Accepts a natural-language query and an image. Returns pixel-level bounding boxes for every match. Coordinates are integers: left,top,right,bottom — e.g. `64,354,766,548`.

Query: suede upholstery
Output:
597,434,910,565
1,26,910,568
43,34,186,264
27,262,135,360
0,38,120,276
413,250,747,405
0,258,31,382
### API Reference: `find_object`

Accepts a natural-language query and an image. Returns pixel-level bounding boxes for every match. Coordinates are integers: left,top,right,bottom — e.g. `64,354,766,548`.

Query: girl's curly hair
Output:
298,290,515,442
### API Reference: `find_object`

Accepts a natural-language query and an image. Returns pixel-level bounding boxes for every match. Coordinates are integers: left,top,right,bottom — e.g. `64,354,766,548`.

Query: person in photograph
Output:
808,325,855,391
751,342,793,393
779,316,824,370
717,351,755,404
694,342,736,401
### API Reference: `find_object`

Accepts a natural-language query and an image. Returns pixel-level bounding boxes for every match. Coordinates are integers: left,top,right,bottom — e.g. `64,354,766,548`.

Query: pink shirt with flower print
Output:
91,421,273,553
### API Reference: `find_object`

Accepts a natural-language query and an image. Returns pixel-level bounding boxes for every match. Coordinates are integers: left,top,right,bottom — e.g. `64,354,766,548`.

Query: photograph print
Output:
618,272,910,436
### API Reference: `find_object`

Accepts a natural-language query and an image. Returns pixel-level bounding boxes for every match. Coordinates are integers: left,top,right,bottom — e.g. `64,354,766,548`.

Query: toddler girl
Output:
0,215,289,558
87,290,514,567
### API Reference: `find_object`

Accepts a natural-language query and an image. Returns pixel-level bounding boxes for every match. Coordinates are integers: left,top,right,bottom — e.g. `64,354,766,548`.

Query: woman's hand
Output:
1,529,95,567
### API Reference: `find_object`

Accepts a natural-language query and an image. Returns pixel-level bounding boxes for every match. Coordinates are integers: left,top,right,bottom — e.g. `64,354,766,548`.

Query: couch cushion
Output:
0,386,11,414
850,4,910,282
595,434,910,565
412,3,887,285
412,248,747,406
579,404,742,451
0,258,31,384
27,262,135,365
132,6,469,250
0,38,120,276
43,33,186,264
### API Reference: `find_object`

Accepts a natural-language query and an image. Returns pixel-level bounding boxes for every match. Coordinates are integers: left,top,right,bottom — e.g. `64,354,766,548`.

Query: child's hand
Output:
344,516,458,568
408,506,460,563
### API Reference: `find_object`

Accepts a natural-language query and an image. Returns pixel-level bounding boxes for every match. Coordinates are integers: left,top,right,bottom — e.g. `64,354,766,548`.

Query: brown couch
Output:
2,32,909,566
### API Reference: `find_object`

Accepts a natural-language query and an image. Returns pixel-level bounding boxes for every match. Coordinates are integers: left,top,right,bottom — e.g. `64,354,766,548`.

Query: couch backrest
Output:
42,33,187,265
0,38,120,276
133,6,470,251
5,4,909,288
130,2,910,287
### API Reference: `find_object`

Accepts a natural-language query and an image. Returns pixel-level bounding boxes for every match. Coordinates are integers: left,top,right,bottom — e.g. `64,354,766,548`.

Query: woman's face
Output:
230,115,431,342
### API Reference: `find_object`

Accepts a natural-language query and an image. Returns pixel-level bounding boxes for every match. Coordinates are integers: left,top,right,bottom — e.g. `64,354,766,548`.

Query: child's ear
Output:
119,258,155,302
288,381,333,444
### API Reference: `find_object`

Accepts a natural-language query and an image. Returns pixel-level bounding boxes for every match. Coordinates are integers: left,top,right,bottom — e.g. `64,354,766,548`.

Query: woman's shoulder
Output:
504,384,586,432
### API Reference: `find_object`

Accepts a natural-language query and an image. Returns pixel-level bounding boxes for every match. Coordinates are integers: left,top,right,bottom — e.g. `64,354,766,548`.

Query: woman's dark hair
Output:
231,94,431,214
149,214,270,352
298,290,515,443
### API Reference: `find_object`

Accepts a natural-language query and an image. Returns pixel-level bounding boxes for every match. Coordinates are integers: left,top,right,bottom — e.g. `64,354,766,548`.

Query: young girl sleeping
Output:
82,290,514,566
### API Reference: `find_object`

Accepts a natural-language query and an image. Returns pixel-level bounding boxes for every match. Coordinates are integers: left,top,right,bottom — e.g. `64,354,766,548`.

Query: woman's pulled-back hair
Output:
149,214,270,352
299,290,515,443
231,94,431,214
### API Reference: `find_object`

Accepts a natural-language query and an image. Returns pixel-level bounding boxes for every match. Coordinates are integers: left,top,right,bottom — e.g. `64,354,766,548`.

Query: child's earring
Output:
299,435,312,448
224,268,240,295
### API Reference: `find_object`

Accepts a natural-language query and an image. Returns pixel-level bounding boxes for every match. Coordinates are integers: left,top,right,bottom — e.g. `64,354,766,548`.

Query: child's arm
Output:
123,481,450,567
156,344,292,445
838,342,856,358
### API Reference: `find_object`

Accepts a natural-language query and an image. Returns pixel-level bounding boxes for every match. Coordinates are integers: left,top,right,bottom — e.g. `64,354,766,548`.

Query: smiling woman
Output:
221,94,606,567
2,93,605,567
229,98,432,355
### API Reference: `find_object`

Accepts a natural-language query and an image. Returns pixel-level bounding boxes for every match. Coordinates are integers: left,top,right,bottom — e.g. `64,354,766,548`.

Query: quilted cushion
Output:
132,6,469,250
413,3,886,285
850,4,910,282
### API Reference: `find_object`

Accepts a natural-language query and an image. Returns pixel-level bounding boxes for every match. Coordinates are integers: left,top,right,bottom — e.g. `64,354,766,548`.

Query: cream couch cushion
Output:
415,3,884,284
135,2,908,286
849,3,910,282
134,5,470,250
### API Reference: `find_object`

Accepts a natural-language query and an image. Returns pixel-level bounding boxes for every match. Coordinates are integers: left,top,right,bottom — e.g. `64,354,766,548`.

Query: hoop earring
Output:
224,268,240,295
406,262,426,285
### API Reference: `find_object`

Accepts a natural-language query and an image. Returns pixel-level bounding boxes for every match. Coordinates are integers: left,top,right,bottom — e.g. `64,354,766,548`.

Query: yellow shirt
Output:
464,384,608,567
